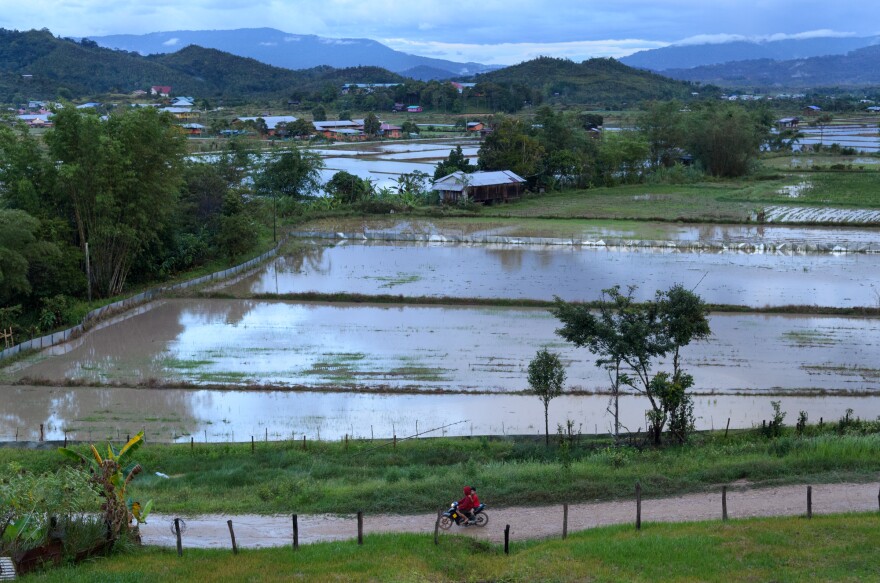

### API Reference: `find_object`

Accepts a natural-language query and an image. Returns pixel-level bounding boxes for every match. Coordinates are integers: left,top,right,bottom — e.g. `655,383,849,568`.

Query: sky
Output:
3,0,879,64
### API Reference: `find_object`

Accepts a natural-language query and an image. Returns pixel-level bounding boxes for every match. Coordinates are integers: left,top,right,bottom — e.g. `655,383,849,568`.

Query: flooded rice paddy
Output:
10,300,880,394
4,298,880,442
226,240,880,307
3,384,877,443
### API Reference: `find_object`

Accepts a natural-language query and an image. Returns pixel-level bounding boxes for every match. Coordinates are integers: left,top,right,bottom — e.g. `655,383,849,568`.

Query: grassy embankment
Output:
3,426,879,515
22,514,880,582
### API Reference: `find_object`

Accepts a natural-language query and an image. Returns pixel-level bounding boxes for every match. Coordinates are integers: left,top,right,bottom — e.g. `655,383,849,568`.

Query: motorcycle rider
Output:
457,486,476,525
469,486,480,510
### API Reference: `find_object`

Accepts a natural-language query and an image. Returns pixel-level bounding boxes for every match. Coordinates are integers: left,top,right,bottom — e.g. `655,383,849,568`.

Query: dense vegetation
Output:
474,56,717,108
5,415,879,515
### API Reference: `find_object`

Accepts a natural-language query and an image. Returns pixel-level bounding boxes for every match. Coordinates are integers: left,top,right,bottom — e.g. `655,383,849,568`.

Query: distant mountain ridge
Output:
0,29,404,102
621,35,880,71
88,28,497,80
660,44,880,88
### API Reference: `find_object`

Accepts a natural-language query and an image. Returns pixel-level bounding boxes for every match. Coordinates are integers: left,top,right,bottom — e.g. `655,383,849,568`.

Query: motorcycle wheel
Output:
474,512,488,527
438,516,453,530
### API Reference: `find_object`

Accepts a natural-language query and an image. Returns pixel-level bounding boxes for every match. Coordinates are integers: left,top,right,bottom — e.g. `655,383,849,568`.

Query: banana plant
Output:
58,431,153,540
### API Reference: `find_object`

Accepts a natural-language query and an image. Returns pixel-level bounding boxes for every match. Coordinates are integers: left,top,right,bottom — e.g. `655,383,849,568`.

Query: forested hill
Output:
473,56,713,107
661,44,880,89
0,29,403,103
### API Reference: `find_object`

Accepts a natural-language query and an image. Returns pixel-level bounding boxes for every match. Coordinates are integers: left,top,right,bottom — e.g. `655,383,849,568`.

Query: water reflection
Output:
11,301,880,394
225,242,880,307
2,385,878,443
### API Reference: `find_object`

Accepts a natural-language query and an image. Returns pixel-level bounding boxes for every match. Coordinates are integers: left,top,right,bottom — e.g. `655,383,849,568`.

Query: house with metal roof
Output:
233,115,299,136
432,170,526,205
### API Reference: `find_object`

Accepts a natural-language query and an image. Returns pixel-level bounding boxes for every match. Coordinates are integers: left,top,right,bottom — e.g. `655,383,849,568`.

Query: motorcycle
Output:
438,501,488,530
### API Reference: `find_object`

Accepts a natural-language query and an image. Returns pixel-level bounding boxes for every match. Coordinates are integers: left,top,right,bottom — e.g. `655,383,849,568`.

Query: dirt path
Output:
140,481,880,549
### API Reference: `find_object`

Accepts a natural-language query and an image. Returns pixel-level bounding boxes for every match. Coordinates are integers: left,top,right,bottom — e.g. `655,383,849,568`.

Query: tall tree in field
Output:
254,150,324,200
46,107,186,297
478,117,544,182
527,348,567,446
553,285,710,444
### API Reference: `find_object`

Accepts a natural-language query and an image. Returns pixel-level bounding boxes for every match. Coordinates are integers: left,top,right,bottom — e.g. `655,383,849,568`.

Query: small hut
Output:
432,170,525,204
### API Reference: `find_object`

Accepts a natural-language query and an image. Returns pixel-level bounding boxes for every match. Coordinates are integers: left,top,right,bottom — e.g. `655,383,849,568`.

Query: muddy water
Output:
9,300,880,394
2,384,878,443
295,218,880,246
225,241,880,307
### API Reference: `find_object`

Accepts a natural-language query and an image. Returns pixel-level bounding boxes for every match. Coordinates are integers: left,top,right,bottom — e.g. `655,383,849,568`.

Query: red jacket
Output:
458,486,474,512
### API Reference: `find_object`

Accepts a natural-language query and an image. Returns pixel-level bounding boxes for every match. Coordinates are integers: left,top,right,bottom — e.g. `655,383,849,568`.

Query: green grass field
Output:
22,514,880,582
4,428,879,516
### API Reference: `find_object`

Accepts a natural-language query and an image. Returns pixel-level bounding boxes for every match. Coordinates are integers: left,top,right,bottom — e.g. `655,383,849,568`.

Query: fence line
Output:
153,482,880,554
0,247,278,362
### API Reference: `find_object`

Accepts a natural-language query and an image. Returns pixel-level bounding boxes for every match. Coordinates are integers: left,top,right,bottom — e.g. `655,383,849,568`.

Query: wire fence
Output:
0,247,278,362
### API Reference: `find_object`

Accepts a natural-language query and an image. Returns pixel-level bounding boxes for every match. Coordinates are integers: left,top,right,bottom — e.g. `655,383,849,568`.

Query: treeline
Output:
470,101,770,189
0,107,274,335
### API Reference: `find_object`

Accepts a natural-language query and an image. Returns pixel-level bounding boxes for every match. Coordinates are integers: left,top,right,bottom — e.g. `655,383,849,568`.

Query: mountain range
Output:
87,28,497,81
660,44,880,88
621,35,880,71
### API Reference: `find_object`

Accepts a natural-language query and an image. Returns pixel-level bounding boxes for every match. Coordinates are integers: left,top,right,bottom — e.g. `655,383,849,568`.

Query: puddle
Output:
226,241,880,307
9,301,880,394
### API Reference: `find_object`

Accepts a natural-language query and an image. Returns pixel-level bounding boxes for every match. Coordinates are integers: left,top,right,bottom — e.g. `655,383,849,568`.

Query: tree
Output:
254,150,324,200
433,145,473,180
684,104,768,177
478,117,544,182
527,348,567,446
401,120,419,136
312,105,327,122
363,113,381,136
553,284,710,444
217,190,257,260
637,101,686,169
0,209,40,305
325,170,374,204
289,118,314,139
338,110,352,121
46,107,186,297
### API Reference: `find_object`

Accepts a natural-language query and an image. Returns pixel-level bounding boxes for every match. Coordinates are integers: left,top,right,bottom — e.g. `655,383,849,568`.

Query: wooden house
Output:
181,123,205,136
150,85,171,97
313,119,365,139
380,123,402,138
233,115,298,136
432,170,525,205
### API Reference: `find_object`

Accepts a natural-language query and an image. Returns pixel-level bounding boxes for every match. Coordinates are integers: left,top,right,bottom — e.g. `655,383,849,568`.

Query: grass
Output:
3,428,880,516
22,514,880,582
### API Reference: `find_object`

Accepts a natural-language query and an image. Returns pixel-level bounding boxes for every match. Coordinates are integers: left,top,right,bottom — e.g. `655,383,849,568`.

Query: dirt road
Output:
140,480,880,549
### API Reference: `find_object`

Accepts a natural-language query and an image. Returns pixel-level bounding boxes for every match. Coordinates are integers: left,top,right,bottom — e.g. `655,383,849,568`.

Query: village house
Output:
867,106,880,113
466,121,484,132
803,105,822,115
432,170,526,205
313,119,365,139
450,82,477,94
406,105,423,113
171,97,195,107
379,123,402,138
776,117,800,129
181,123,205,136
15,114,53,128
150,86,172,97
160,106,199,121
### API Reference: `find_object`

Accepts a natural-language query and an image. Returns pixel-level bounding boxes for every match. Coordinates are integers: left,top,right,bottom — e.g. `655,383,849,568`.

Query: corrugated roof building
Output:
432,170,525,205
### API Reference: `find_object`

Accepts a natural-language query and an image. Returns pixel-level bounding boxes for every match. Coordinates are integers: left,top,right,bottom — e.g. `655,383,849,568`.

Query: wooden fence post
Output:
302,435,306,451
357,511,364,545
434,508,442,545
562,503,568,539
722,486,728,521
39,424,44,442
504,524,510,555
174,518,183,557
251,436,255,454
724,418,731,438
393,434,397,449
227,520,238,554
635,482,642,530
292,514,299,550
190,436,194,451
807,486,812,519
877,486,880,512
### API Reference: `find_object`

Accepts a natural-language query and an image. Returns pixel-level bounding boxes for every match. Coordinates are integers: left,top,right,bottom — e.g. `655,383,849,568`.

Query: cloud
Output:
162,37,179,46
259,41,277,46
382,38,670,65
674,29,858,46
283,36,301,42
